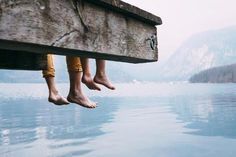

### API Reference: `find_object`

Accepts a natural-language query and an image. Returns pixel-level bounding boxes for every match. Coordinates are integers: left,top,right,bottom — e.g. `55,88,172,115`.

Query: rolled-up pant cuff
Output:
42,54,83,78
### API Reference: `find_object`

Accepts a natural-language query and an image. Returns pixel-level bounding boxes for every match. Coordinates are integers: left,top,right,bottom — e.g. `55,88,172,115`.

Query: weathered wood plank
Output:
0,50,47,70
0,0,162,63
86,0,162,25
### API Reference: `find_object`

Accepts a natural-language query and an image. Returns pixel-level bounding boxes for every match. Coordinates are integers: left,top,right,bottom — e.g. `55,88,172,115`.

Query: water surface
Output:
0,83,236,157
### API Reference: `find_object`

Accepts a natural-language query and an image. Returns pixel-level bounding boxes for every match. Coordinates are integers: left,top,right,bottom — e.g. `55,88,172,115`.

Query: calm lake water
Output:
0,83,236,157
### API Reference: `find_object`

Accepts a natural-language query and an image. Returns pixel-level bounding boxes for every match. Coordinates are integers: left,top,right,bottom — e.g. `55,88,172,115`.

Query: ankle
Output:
49,89,59,96
95,71,106,78
68,89,82,97
82,73,93,82
84,72,93,78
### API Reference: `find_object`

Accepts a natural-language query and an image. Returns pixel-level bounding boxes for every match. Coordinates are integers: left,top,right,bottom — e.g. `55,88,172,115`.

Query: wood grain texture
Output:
0,0,161,63
86,0,162,25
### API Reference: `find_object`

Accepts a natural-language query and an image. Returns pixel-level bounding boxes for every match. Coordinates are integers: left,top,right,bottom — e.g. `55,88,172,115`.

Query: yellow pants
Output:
42,54,83,78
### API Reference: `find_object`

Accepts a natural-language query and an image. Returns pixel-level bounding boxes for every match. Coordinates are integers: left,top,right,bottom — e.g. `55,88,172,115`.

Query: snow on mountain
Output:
160,26,236,81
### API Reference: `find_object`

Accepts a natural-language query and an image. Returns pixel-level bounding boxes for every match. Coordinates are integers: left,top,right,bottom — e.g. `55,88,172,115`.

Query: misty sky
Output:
124,0,236,61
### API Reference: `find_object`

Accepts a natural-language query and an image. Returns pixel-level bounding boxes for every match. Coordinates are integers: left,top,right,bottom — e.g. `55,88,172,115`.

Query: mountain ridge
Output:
158,26,236,81
190,63,236,83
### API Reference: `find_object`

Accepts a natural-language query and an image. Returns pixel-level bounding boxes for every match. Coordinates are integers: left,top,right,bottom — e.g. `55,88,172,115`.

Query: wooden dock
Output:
0,0,162,70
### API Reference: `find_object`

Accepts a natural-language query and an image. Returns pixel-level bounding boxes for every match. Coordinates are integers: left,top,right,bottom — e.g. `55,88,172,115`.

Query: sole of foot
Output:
48,97,70,106
82,78,101,91
67,96,97,109
94,77,115,90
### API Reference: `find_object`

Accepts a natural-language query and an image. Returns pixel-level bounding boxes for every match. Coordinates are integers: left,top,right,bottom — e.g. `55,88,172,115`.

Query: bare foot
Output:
94,74,115,90
82,75,101,91
67,93,97,109
48,93,70,106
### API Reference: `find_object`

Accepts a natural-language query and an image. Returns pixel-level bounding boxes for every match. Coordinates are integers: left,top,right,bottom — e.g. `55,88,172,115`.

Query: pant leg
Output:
42,54,56,78
66,56,83,72
42,55,82,77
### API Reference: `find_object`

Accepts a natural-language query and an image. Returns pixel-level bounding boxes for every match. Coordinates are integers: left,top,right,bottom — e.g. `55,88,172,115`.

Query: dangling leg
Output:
43,54,69,105
94,59,115,90
80,58,101,91
66,56,97,108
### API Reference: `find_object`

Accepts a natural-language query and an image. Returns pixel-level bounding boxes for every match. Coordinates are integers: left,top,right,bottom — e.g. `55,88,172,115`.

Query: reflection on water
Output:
0,97,119,157
170,93,236,139
0,83,236,157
